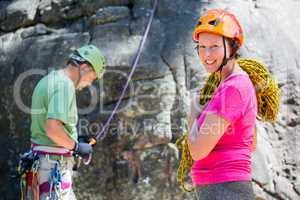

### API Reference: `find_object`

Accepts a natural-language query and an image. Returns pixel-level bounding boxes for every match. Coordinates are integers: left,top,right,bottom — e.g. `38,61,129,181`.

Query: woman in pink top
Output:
188,9,257,200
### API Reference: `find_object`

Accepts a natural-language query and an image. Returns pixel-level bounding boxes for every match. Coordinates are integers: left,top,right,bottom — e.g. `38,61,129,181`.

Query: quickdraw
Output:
48,162,62,200
18,150,40,200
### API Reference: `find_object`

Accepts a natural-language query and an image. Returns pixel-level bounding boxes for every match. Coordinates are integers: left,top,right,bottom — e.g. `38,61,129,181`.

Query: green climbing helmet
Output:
75,44,106,79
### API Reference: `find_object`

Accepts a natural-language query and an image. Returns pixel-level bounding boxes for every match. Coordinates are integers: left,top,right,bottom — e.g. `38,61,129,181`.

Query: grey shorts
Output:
195,181,254,200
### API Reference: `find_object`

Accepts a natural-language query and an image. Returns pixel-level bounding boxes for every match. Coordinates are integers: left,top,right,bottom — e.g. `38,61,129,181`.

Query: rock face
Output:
0,0,299,199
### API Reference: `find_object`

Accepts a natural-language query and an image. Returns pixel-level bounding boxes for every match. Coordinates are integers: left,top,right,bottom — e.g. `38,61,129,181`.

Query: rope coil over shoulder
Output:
176,58,281,192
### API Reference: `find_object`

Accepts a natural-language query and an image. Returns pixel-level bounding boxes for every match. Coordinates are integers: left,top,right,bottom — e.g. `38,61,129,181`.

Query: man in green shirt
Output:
27,45,106,200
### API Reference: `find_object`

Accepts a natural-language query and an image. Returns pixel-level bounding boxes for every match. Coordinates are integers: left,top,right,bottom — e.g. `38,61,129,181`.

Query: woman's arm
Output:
187,113,230,161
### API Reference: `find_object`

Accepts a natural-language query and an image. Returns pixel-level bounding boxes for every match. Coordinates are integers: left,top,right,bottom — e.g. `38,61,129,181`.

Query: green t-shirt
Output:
30,70,78,146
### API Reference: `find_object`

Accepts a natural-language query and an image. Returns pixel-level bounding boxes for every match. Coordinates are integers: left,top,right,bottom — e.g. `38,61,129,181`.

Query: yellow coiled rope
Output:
175,58,281,192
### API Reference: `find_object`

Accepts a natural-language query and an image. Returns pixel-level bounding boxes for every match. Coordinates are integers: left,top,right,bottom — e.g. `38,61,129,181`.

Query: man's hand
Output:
73,142,93,157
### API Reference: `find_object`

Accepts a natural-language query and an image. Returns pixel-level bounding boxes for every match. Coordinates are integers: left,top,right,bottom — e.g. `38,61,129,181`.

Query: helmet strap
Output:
217,36,227,73
76,65,92,89
217,36,235,73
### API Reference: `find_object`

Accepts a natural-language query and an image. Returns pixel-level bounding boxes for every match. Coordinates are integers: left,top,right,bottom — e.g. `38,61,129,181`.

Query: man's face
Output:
76,65,97,91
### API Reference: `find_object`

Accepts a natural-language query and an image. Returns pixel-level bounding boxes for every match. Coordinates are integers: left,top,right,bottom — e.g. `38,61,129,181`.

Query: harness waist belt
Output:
31,143,72,157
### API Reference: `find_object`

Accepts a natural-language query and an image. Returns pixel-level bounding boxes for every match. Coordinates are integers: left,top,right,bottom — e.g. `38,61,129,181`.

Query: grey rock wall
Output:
0,0,299,199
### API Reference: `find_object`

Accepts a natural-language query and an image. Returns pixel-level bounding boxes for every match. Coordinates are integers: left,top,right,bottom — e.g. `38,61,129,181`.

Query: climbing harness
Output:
175,58,281,192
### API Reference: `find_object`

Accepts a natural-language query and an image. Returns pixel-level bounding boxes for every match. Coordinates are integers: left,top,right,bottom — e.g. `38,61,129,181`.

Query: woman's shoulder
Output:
222,73,256,101
224,72,253,89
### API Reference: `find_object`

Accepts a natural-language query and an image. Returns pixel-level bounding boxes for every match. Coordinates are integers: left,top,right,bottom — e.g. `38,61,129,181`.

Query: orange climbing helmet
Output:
193,9,244,48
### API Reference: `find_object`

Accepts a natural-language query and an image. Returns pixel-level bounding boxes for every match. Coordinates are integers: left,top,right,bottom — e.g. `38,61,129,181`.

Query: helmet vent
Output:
208,19,220,26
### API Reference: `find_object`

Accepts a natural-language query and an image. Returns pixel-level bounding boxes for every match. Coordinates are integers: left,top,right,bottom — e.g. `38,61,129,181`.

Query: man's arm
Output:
45,119,76,150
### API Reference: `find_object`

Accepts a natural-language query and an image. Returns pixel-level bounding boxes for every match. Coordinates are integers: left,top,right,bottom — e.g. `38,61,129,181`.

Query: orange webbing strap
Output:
88,137,97,146
31,157,40,200
31,172,39,200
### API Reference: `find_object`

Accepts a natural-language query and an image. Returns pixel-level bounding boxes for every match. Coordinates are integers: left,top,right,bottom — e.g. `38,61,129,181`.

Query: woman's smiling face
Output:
197,32,231,73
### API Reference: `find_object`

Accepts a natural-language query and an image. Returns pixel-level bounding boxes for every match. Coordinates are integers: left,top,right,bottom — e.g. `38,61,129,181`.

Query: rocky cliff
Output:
0,0,300,199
